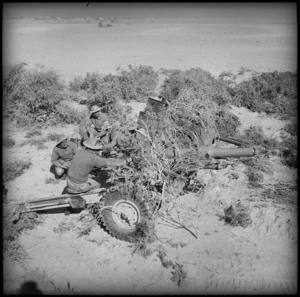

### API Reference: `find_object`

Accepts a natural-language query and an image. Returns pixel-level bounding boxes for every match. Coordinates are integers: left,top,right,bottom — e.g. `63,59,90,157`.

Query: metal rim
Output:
111,199,141,230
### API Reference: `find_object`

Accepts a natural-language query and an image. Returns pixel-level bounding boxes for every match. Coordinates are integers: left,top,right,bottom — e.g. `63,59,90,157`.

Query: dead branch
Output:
160,212,199,240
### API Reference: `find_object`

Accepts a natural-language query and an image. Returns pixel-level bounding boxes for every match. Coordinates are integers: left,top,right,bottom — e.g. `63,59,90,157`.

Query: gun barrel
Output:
217,136,248,147
197,146,255,159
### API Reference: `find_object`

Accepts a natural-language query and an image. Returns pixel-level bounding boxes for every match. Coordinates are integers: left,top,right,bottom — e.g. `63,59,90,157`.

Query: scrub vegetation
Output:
3,62,297,169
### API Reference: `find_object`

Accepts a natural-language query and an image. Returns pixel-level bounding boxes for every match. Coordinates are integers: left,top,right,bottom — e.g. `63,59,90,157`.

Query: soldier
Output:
101,121,140,157
65,137,125,194
51,135,78,179
80,104,111,143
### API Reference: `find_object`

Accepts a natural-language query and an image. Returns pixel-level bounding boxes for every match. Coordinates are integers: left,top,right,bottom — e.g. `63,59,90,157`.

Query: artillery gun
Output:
17,97,260,242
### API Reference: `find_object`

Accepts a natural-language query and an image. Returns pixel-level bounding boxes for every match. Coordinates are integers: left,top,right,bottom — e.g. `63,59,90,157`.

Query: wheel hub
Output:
111,200,141,230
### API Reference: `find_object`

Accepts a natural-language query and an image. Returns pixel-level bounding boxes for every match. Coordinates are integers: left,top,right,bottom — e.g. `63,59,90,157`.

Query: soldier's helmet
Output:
89,105,102,117
56,135,68,146
83,137,103,150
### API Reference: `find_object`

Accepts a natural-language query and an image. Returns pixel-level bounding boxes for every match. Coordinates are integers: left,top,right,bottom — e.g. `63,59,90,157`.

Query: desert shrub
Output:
279,136,297,168
215,108,241,137
20,137,47,147
55,101,89,124
223,200,252,227
46,132,65,142
25,129,42,138
3,63,65,127
261,182,297,205
244,166,264,186
232,71,297,117
117,65,159,102
66,90,89,104
69,72,122,112
70,65,159,111
239,125,278,151
156,246,187,287
3,159,32,181
159,68,240,137
3,137,16,148
68,75,85,92
87,74,123,111
242,157,273,187
106,103,133,125
160,67,231,106
239,126,297,168
283,120,297,137
2,62,27,102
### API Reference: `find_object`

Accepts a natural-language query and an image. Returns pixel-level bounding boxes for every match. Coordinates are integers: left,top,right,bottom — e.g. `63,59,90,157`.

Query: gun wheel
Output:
100,191,150,242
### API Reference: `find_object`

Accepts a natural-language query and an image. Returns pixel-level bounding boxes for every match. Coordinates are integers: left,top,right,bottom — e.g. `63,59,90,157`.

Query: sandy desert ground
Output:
2,18,298,294
2,18,297,81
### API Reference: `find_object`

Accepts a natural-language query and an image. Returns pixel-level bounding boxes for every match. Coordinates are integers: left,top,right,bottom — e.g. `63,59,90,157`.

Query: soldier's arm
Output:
93,155,125,168
102,130,121,151
86,125,96,138
95,129,107,139
51,148,62,167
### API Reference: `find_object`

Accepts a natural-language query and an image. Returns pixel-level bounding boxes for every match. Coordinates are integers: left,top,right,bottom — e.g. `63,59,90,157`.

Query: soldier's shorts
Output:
66,177,100,194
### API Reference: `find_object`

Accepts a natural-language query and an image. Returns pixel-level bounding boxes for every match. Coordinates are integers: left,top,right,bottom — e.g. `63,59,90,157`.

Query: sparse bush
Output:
261,182,297,205
240,126,297,168
279,136,297,168
239,125,278,151
3,63,65,127
223,200,252,227
117,65,159,102
68,75,85,92
69,72,123,112
3,159,32,181
25,129,42,138
160,67,231,106
232,71,297,117
65,89,88,104
242,156,273,187
20,137,47,147
215,108,241,137
159,68,239,137
157,246,187,287
244,166,264,186
46,132,64,142
3,62,27,102
3,137,16,148
283,121,297,137
55,102,89,124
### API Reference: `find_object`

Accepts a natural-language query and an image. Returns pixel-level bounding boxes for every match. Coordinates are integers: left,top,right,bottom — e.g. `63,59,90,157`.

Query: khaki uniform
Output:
51,141,78,177
80,112,110,141
66,149,125,194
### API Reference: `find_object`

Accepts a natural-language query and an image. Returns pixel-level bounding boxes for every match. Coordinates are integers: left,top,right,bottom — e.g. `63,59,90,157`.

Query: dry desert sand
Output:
2,18,297,81
3,17,298,295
